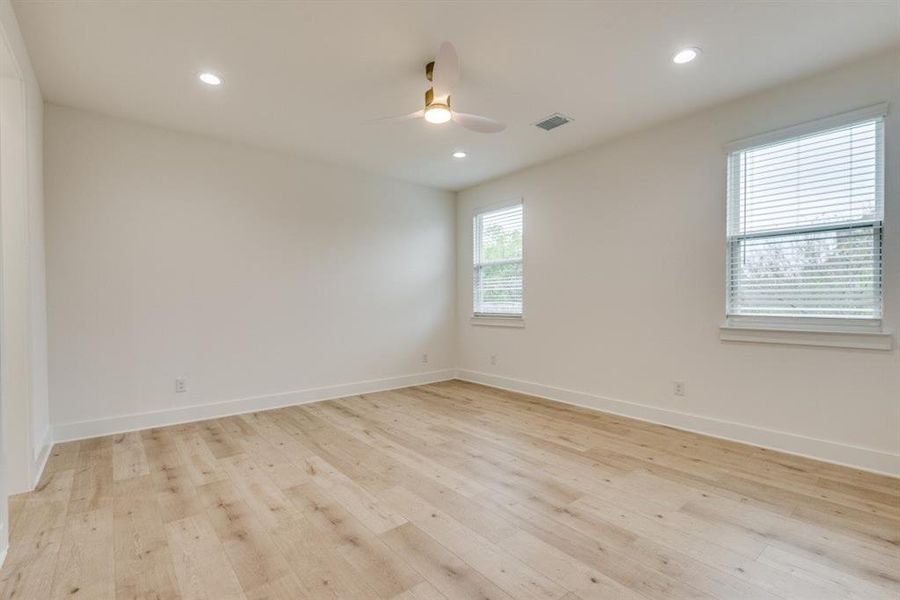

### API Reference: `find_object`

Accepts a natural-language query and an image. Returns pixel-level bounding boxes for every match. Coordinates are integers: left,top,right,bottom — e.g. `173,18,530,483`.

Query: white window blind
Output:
726,111,884,319
474,203,523,317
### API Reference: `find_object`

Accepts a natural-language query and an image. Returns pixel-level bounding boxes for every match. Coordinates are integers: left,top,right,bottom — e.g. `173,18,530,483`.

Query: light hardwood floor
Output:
1,380,898,599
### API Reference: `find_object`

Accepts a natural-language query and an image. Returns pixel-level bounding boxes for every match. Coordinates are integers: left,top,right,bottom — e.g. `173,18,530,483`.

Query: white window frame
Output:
720,104,893,350
471,199,525,327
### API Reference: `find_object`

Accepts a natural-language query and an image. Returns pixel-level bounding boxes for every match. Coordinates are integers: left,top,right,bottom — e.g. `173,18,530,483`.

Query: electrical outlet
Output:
673,381,685,397
490,354,497,366
422,353,429,364
175,377,188,393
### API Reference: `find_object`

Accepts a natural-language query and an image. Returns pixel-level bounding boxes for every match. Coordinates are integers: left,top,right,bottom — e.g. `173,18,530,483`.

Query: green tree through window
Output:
474,203,523,316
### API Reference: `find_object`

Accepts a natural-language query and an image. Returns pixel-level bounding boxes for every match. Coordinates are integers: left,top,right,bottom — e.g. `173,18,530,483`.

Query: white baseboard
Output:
31,427,53,490
52,369,457,444
45,367,900,477
456,369,900,477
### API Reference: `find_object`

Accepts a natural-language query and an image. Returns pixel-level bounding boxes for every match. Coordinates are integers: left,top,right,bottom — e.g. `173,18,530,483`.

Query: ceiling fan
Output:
375,42,506,134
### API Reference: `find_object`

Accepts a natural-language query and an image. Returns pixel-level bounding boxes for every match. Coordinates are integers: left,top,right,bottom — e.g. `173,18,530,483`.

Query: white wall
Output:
457,50,900,475
44,104,456,438
0,0,50,502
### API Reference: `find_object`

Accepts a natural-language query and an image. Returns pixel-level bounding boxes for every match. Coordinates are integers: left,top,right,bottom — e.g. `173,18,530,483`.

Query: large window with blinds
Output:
726,108,884,321
473,202,524,317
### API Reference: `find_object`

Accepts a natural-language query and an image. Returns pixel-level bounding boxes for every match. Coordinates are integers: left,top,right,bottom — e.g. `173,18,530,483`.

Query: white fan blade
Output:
432,41,459,98
452,111,505,133
367,109,424,123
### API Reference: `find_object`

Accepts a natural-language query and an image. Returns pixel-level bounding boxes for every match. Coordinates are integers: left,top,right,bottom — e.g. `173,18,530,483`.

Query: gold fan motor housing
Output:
425,87,450,110
424,62,450,110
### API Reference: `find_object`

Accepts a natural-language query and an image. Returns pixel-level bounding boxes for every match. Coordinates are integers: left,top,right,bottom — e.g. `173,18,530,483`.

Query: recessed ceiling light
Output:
672,47,700,64
452,151,467,159
198,72,223,86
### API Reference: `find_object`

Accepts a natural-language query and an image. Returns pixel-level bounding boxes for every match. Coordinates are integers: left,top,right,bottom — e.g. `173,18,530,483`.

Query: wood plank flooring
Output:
2,380,898,599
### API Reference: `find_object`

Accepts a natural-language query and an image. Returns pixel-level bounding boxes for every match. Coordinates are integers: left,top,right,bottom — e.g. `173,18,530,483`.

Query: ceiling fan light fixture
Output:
424,105,452,124
372,42,505,133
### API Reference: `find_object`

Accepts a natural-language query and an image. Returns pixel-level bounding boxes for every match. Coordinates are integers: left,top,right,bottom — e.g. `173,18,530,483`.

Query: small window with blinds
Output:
473,202,524,317
726,109,884,321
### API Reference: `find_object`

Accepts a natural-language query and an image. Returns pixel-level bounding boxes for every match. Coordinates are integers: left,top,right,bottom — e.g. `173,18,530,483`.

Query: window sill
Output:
470,316,525,328
719,322,893,350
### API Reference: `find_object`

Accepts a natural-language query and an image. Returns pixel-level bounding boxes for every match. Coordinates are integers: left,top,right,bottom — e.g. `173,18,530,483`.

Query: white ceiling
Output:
12,1,900,191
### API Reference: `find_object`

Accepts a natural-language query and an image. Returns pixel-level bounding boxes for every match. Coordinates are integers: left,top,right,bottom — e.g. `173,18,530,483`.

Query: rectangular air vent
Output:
534,113,572,131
